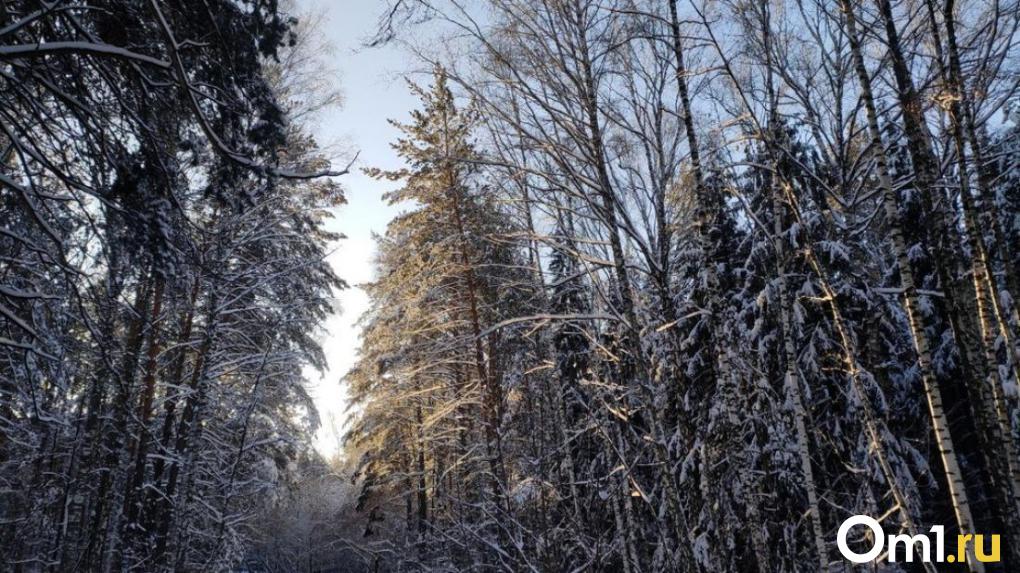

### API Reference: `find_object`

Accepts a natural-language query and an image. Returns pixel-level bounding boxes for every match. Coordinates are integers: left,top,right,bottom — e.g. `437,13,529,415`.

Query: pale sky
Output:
295,0,416,456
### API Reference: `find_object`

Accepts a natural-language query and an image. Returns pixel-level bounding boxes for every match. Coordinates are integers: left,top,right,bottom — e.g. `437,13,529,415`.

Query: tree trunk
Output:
120,275,165,538
872,1,986,567
843,2,1020,560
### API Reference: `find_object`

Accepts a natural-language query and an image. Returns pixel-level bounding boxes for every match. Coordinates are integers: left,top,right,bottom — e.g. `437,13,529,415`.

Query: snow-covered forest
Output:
0,0,353,570
3,0,1020,571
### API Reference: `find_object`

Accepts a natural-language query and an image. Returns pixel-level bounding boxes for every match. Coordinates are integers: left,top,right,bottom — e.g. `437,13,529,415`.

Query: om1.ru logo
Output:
837,515,1000,564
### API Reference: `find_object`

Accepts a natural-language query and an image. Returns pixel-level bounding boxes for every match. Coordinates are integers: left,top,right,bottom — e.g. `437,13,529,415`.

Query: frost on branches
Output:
5,0,1020,572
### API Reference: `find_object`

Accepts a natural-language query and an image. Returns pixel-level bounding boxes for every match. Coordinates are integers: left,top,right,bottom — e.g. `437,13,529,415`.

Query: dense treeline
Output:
343,0,1020,571
0,1,347,571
